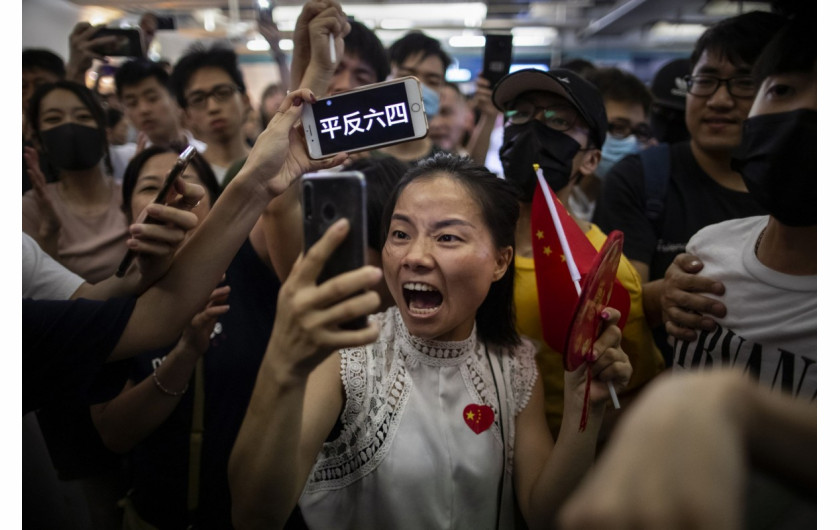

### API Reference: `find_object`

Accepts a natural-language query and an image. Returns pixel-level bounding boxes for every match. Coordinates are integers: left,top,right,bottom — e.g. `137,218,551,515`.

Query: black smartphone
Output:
301,77,428,159
92,28,144,58
482,34,513,87
116,145,197,277
301,171,369,329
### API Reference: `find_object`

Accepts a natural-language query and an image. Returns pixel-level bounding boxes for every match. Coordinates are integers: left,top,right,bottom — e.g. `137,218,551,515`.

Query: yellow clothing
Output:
514,223,664,437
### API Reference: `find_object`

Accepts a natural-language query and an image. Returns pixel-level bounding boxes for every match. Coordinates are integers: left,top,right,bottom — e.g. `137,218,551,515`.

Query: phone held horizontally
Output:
301,76,429,159
116,145,197,278
301,171,369,330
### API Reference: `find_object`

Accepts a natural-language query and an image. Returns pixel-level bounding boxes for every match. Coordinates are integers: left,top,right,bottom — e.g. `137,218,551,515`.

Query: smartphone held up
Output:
301,77,429,159
482,33,513,87
301,171,370,330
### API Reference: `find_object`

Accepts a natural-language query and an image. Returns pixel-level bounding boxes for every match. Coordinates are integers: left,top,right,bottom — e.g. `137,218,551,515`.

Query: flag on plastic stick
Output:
530,166,630,356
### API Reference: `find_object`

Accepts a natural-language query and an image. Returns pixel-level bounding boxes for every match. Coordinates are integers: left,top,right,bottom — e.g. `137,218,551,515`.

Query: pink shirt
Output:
23,180,128,283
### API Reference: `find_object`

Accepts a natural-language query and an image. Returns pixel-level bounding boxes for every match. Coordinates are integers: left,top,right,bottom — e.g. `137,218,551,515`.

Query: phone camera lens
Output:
322,203,336,221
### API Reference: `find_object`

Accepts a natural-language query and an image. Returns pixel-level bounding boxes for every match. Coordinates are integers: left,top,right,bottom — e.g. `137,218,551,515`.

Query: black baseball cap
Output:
492,68,607,149
651,58,690,111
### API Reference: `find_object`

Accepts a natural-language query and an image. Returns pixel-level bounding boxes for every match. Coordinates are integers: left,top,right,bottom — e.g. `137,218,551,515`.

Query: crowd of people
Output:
22,1,816,528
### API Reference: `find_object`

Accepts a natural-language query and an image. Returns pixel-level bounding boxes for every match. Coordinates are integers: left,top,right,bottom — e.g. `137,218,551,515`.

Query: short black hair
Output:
121,145,221,220
22,49,66,78
115,59,170,97
556,58,597,78
388,31,452,73
380,153,520,348
343,156,409,249
106,107,124,128
752,12,815,82
689,11,786,71
169,44,246,108
584,67,653,116
345,20,389,82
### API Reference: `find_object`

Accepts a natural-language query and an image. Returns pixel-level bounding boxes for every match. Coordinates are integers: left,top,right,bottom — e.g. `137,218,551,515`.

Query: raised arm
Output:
290,0,351,95
91,285,229,452
109,89,347,359
229,219,382,528
466,76,500,165
513,309,632,530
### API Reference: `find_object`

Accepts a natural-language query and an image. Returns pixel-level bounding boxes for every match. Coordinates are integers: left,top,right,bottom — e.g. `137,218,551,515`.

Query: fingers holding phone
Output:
240,89,348,197
273,218,381,377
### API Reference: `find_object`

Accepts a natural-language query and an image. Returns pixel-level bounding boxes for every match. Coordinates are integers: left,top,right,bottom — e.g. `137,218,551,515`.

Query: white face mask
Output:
596,133,640,178
421,83,440,119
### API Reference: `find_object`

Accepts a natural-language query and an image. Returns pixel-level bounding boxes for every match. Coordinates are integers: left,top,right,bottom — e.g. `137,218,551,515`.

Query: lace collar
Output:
393,309,478,366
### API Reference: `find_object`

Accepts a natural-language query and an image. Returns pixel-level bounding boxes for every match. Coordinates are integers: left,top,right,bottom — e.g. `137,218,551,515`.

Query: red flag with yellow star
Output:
531,183,630,355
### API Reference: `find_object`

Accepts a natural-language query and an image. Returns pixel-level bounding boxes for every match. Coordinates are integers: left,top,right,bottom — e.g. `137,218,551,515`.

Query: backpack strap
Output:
640,143,672,223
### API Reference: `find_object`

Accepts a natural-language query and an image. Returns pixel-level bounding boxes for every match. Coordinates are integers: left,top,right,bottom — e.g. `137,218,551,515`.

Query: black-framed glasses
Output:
608,120,653,142
684,75,757,98
185,83,239,109
503,100,579,132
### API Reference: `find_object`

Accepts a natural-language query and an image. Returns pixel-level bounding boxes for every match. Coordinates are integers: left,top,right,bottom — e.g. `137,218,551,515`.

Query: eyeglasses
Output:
608,120,653,142
185,84,239,109
504,100,580,132
684,75,757,98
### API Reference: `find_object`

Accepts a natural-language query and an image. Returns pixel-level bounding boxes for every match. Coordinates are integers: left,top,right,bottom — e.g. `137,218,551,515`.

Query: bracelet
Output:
152,367,189,397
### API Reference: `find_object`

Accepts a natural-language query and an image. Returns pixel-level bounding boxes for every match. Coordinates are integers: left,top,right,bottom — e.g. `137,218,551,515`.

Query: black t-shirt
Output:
23,296,136,415
593,141,766,281
128,239,280,529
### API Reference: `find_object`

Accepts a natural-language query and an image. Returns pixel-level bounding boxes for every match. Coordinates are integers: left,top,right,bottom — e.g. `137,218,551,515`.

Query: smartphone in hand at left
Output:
116,145,197,277
301,170,369,329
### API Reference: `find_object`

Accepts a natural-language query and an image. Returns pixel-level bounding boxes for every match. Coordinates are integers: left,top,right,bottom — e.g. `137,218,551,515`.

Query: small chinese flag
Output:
531,182,630,356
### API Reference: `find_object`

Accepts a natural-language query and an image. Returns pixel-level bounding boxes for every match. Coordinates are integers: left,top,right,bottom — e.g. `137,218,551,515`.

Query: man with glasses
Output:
592,11,785,366
115,59,207,152
170,45,252,185
570,66,655,220
491,68,664,437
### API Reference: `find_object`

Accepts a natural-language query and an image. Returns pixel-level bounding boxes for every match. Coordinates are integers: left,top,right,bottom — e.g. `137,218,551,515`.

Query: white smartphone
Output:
301,76,429,159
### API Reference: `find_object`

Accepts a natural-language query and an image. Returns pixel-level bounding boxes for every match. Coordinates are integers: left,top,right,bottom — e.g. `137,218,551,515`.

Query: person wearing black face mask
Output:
23,80,128,284
664,15,816,403
491,69,665,438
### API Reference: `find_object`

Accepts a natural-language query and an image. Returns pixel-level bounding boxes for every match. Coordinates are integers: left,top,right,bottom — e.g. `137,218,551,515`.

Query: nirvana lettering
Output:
672,324,816,402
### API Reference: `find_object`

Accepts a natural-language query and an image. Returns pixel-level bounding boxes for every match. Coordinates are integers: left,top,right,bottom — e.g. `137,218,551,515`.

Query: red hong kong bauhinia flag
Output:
530,171,630,356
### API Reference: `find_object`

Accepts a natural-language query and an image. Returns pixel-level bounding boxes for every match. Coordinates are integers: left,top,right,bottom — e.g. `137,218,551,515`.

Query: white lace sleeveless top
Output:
299,307,538,529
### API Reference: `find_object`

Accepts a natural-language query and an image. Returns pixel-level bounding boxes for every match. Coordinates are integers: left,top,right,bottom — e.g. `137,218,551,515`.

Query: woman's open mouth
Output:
403,282,443,315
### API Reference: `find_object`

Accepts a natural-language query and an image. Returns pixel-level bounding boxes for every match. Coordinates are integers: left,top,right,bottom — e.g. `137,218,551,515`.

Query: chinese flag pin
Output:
463,404,494,434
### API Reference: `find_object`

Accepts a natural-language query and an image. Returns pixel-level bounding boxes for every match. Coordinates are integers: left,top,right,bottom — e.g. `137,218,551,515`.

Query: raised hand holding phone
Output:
116,145,197,277
301,171,369,329
301,77,429,159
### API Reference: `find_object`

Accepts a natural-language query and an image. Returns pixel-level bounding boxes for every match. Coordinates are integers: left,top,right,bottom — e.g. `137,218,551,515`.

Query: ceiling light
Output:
449,35,485,48
380,19,414,30
271,3,486,28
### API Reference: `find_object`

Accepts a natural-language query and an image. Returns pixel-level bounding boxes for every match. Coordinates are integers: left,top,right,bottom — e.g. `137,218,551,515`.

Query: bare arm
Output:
513,310,632,530
291,0,351,96
560,370,816,529
260,179,303,282
230,220,382,528
90,285,229,453
466,76,500,165
109,89,347,360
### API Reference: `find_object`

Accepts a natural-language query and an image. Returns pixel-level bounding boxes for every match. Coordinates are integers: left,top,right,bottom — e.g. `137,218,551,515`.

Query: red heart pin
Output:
463,404,494,435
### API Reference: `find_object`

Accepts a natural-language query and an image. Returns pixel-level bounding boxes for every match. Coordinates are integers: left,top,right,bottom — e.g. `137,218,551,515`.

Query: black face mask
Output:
731,108,816,227
40,123,105,171
499,120,582,202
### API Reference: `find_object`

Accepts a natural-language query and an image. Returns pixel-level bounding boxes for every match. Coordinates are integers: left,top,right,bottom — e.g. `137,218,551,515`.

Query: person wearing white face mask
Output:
568,67,655,221
378,30,449,165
